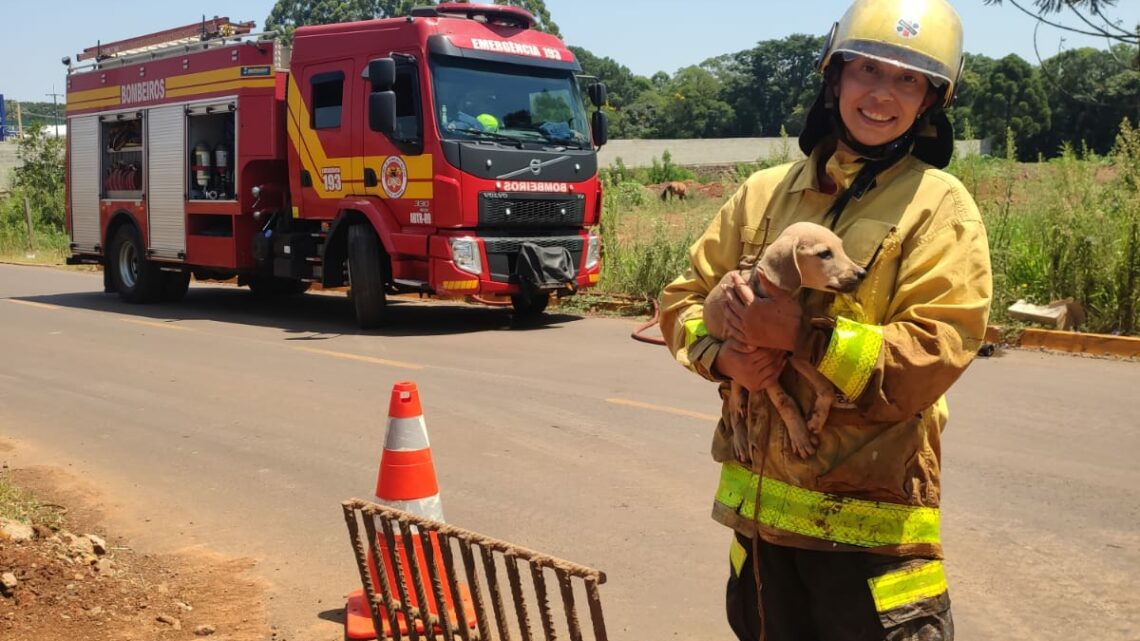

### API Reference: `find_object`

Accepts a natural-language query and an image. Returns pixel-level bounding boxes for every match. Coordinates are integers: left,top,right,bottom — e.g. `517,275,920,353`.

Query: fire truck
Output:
63,7,607,327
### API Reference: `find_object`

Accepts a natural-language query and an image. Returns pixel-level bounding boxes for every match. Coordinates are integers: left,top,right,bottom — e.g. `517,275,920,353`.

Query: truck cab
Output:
277,3,607,326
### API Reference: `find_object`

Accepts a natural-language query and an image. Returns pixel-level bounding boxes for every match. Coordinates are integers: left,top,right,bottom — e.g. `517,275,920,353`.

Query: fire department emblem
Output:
381,156,408,199
896,18,920,39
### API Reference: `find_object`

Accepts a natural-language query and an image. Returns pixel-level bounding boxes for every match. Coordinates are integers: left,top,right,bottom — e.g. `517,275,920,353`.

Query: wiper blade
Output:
544,137,587,149
457,128,525,146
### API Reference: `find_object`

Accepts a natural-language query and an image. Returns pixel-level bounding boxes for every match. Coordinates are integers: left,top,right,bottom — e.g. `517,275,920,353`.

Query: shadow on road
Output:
15,284,584,338
316,608,347,625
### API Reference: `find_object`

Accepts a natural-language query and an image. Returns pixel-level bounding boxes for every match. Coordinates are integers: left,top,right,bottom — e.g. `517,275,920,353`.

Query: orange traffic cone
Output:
345,381,476,640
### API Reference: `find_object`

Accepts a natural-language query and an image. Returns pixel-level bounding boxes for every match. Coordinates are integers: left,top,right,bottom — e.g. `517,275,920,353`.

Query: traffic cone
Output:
345,381,476,640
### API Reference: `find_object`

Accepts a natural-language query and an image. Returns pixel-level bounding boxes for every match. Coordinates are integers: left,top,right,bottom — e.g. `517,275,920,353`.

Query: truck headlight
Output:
585,232,601,270
449,237,483,275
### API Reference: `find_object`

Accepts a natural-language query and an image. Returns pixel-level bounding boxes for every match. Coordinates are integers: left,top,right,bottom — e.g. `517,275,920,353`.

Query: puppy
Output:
712,222,866,459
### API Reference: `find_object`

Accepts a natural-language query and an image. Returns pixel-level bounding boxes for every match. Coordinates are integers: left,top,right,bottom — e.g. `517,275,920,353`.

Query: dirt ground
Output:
0,466,272,641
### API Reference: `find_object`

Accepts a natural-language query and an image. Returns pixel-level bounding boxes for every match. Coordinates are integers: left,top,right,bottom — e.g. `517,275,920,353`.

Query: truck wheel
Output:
347,224,387,329
247,276,310,296
109,225,163,303
511,292,550,317
161,271,191,302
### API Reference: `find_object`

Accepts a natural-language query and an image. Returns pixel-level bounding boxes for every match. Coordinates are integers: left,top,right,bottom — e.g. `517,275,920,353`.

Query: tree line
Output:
1,101,63,134
575,37,1139,160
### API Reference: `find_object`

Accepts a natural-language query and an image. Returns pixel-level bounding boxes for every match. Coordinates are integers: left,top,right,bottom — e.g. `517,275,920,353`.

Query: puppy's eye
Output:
817,249,834,260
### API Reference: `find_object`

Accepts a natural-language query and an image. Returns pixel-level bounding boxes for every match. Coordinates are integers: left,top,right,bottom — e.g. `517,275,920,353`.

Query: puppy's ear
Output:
759,236,801,293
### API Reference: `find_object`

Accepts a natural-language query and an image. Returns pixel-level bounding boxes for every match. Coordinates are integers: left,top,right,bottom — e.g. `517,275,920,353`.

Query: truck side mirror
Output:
587,82,607,108
591,110,608,148
366,58,396,92
369,91,397,134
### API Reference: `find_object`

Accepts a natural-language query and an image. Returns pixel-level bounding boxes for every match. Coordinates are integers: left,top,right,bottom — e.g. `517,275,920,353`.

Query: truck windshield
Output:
431,57,591,148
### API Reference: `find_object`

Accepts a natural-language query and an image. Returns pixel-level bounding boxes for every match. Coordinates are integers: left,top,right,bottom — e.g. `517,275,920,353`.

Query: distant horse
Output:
661,181,688,201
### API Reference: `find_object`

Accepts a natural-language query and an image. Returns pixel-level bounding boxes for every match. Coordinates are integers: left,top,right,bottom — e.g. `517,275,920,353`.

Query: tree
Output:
983,0,1138,131
718,35,824,137
265,0,419,43
946,54,997,139
972,54,1052,158
982,0,1137,47
11,125,66,229
567,46,651,111
1036,45,1140,154
491,0,560,37
265,0,562,43
657,66,734,138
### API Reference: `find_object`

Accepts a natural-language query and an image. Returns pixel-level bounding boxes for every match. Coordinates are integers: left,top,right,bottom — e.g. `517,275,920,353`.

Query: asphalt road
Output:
1,263,1136,640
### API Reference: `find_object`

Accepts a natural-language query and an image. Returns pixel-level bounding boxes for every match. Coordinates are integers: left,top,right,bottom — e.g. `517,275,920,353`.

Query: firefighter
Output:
659,0,991,639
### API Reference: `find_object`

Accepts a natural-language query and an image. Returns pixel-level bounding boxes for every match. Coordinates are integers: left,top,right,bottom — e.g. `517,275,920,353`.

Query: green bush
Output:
975,120,1140,334
1,125,68,260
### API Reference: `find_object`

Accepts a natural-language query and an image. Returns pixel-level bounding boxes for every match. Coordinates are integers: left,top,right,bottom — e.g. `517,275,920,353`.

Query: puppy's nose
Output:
855,267,867,280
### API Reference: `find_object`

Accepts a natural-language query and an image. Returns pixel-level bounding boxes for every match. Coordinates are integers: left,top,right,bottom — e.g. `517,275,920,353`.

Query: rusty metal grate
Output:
343,499,609,641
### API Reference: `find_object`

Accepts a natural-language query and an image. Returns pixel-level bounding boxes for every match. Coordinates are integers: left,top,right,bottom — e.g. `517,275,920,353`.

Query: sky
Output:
0,0,1133,102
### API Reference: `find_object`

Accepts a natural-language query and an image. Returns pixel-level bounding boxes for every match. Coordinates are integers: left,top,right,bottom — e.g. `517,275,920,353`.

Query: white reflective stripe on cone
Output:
377,494,445,522
383,416,431,451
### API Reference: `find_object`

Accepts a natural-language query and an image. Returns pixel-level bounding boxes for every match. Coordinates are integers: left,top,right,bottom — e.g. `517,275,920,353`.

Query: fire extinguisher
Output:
191,143,212,199
213,142,232,199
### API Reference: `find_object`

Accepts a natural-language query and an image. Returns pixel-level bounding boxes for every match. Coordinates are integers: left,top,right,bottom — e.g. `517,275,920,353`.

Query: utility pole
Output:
15,101,23,139
46,88,65,137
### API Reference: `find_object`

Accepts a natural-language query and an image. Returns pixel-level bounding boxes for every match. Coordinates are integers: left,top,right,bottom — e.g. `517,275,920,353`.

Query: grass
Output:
0,227,70,265
0,189,71,265
962,122,1140,334
596,180,722,302
0,473,66,531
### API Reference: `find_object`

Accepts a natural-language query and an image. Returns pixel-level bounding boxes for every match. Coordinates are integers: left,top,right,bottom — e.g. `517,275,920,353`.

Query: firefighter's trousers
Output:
726,534,954,641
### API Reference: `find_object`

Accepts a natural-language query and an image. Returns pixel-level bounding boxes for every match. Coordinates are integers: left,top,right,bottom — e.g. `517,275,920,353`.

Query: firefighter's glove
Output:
713,339,787,393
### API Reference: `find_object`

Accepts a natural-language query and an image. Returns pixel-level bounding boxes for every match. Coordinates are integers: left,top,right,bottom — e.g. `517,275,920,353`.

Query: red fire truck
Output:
64,7,607,327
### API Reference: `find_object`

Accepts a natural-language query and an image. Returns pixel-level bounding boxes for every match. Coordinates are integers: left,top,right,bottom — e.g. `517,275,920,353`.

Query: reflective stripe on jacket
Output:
660,142,992,557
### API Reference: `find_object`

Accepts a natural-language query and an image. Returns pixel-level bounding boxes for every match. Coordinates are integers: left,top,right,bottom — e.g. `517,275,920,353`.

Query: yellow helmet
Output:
819,0,964,107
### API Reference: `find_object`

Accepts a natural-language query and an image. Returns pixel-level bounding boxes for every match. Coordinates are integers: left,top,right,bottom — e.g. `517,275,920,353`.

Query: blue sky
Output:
0,0,1132,102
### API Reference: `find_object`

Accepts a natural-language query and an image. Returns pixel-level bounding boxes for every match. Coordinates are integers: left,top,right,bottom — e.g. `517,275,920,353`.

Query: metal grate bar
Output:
343,500,609,641
381,518,423,641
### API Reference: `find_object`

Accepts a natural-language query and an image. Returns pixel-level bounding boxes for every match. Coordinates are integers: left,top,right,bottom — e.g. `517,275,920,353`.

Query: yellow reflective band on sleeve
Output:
817,315,884,400
715,462,940,548
729,537,747,578
683,317,709,348
868,561,948,612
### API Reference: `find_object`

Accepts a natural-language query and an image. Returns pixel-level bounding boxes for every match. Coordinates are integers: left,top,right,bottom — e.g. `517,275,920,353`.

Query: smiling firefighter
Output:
660,0,993,639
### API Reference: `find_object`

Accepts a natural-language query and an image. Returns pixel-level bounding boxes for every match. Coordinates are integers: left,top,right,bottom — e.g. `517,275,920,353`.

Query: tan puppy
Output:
711,222,866,459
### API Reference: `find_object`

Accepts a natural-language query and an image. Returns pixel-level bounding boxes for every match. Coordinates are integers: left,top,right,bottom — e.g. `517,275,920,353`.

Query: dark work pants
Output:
726,533,954,641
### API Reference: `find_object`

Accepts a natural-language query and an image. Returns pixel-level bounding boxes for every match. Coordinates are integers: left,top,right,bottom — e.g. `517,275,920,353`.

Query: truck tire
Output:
247,275,310,297
109,225,163,303
161,271,191,302
511,292,550,317
347,224,387,328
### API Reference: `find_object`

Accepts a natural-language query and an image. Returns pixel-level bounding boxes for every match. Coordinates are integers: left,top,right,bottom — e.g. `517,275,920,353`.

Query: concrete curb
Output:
987,325,1140,359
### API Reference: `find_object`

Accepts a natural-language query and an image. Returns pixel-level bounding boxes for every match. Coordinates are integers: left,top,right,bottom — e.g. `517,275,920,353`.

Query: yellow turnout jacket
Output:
661,143,992,558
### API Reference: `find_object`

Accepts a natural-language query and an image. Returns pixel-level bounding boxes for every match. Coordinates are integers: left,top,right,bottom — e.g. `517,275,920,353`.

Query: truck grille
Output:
479,192,586,228
480,233,584,283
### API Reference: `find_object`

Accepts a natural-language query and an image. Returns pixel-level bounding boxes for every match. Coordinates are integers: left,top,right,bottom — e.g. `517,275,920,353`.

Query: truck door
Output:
294,60,353,219
356,52,429,225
